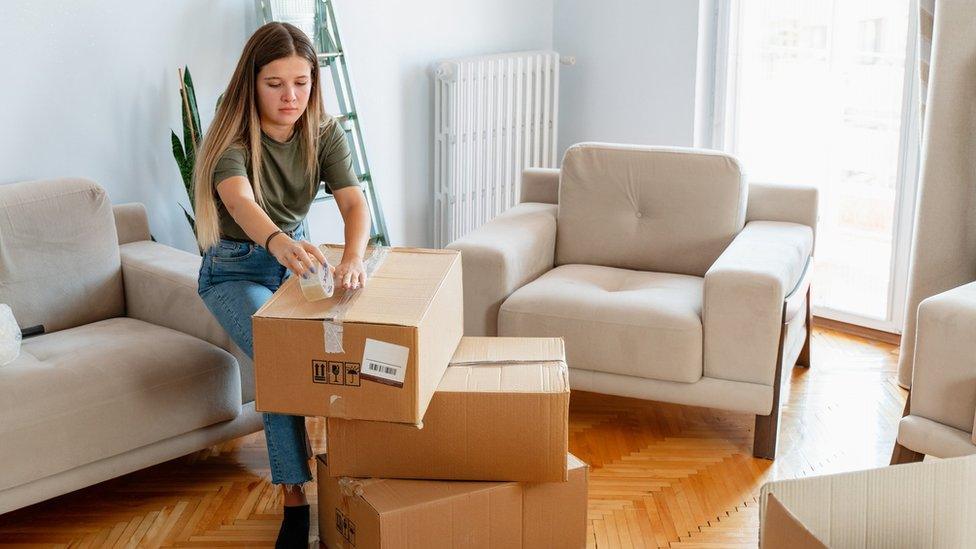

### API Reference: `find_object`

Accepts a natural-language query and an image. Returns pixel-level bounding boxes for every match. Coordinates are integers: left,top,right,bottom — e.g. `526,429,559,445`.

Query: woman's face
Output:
256,55,313,127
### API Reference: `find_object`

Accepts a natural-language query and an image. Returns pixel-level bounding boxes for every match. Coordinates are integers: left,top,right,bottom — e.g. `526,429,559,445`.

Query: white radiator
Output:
433,50,567,247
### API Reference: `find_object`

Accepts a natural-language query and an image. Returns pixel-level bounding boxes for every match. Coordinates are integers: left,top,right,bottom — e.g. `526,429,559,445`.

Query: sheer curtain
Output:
897,0,976,388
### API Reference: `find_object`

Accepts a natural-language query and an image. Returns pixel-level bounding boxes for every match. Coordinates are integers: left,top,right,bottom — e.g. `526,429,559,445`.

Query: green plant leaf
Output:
171,130,192,193
183,67,201,157
179,203,196,235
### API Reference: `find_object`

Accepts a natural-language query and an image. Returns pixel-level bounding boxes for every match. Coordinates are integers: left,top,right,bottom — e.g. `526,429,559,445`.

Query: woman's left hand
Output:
334,257,367,290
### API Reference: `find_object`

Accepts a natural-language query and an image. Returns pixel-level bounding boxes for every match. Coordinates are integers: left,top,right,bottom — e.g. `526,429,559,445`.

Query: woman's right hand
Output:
268,234,331,278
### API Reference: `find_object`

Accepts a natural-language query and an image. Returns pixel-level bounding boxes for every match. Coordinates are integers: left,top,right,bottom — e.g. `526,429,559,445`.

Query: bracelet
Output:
264,230,285,250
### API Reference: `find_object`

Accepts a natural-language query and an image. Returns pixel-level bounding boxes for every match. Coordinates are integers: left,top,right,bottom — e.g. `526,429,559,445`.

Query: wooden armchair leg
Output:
753,266,811,460
753,410,780,459
754,303,789,460
796,286,812,367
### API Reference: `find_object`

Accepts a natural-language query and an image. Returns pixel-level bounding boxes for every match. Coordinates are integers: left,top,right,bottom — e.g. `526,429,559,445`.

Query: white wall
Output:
0,0,553,251
0,0,256,252
553,0,702,158
318,0,554,247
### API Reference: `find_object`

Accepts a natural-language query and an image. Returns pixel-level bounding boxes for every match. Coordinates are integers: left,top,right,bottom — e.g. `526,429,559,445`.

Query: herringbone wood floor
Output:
0,326,903,548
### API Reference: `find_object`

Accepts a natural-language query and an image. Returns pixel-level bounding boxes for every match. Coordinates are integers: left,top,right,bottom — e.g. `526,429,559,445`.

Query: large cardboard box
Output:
326,337,570,482
316,453,588,549
759,454,976,548
253,246,463,425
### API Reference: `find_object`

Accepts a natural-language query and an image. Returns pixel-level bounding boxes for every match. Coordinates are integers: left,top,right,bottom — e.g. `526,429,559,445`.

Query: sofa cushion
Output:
555,143,747,277
0,317,241,492
0,178,124,333
498,264,703,383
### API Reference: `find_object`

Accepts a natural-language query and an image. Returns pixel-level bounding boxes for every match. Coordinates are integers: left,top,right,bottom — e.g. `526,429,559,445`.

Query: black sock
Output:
275,504,310,549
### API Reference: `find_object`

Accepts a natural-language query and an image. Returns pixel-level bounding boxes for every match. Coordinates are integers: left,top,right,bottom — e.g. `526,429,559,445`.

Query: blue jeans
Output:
197,228,312,485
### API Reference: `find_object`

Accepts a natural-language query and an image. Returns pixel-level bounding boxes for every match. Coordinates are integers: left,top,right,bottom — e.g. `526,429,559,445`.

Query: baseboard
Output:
813,316,900,346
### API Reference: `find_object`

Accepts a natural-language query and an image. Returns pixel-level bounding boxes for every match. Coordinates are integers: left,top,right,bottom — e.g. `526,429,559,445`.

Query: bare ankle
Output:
281,482,308,507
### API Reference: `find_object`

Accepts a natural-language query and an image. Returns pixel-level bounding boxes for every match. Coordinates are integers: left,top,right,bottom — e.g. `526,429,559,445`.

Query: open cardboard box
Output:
760,454,976,548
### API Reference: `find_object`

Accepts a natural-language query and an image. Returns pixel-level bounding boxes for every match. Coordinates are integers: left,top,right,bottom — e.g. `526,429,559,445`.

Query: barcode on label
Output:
366,361,399,376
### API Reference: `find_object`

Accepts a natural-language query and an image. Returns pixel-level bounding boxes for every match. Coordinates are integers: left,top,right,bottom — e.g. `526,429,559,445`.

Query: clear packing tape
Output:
323,245,390,354
335,477,365,548
447,359,570,390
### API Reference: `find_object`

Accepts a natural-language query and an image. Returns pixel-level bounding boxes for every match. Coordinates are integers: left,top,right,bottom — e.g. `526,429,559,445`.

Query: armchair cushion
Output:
0,317,240,492
447,203,557,336
556,143,747,277
0,178,124,333
703,221,813,385
498,264,704,383
911,281,976,434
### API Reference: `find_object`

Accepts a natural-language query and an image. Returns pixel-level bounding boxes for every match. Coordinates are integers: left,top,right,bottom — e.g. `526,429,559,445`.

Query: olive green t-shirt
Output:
212,117,360,241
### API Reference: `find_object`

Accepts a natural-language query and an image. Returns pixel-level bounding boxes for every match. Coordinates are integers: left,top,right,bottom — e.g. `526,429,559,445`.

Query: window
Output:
710,0,919,331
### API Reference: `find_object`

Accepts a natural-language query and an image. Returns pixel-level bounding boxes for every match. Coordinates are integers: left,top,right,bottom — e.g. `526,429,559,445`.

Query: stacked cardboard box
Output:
253,245,587,548
253,246,464,424
326,336,570,482
317,453,588,548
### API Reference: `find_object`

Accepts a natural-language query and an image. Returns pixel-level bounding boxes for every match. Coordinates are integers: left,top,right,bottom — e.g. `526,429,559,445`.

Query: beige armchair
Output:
448,143,818,458
0,178,262,514
892,280,976,463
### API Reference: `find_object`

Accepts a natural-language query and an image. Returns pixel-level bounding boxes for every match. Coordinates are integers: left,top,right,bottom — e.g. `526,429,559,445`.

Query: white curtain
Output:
897,0,976,389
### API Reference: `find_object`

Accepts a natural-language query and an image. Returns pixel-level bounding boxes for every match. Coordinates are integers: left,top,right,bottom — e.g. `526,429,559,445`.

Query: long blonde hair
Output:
193,22,324,251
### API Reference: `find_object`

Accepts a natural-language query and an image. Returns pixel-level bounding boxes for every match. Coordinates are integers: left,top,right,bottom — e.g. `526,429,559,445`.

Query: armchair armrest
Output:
703,221,814,388
909,280,976,437
520,168,560,204
746,183,818,251
113,203,152,244
446,203,557,336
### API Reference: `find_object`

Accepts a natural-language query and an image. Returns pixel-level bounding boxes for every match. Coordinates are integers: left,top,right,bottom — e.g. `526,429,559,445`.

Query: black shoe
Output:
275,504,310,549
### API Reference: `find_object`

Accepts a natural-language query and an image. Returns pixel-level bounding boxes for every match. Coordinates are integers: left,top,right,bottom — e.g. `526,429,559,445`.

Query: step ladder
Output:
259,0,390,246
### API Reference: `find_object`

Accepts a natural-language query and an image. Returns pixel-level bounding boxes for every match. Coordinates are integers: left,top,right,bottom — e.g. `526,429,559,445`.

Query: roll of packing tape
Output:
300,259,335,301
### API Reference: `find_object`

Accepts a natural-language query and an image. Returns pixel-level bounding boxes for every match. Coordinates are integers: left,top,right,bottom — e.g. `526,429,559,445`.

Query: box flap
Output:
356,477,512,515
437,362,568,393
437,337,569,394
449,336,565,364
761,494,828,548
254,245,460,327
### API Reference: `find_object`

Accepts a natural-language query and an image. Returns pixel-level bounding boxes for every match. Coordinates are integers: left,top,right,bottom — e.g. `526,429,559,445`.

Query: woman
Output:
193,22,371,548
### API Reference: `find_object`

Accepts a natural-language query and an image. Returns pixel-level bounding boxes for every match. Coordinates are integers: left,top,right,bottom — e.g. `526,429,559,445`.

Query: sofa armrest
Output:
447,203,557,336
113,203,152,244
120,240,239,356
519,168,560,205
703,221,814,388
909,281,976,436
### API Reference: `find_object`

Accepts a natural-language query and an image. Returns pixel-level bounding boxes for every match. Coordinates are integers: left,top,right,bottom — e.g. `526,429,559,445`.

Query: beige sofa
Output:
0,178,263,515
892,280,976,464
448,143,818,458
